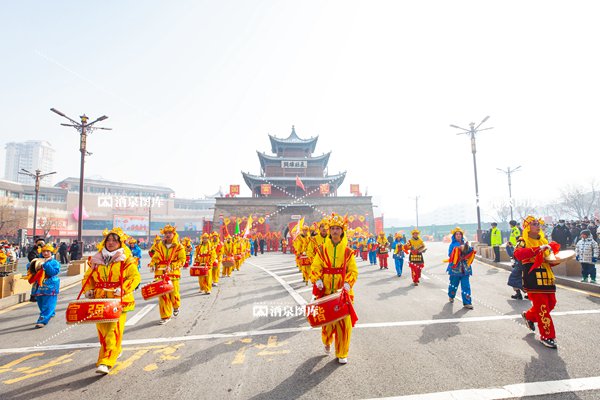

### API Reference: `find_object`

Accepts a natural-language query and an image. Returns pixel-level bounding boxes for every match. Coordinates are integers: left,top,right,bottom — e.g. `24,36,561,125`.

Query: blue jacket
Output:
31,258,60,296
446,237,474,277
391,238,406,258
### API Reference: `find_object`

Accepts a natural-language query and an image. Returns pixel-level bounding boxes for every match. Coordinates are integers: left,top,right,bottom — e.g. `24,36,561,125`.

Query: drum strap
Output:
76,258,125,301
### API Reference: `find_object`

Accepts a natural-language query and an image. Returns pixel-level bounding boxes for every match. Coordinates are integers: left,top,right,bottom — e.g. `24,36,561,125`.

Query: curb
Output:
0,274,84,311
475,256,600,295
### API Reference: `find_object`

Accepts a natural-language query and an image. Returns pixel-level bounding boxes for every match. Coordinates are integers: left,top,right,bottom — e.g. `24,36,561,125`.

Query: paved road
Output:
1,242,600,399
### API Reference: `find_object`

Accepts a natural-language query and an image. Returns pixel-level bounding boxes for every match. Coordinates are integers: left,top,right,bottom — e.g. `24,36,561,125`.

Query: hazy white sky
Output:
2,1,599,224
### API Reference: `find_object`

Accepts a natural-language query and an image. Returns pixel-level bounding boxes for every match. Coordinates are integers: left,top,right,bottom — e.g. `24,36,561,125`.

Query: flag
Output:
293,217,304,238
296,176,305,191
234,219,240,235
244,215,253,237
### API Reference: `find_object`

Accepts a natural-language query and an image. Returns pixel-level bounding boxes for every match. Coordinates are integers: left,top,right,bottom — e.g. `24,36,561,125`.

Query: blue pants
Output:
448,275,472,305
394,257,404,276
36,295,58,325
369,251,377,265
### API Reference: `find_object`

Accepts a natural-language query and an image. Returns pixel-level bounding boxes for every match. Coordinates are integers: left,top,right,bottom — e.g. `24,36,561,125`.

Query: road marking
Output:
440,289,463,303
296,287,313,294
421,273,430,280
0,353,44,373
4,309,600,354
248,261,306,306
3,351,78,384
109,349,149,375
285,278,305,284
266,265,299,272
125,304,156,326
0,302,31,315
277,271,300,278
364,375,600,400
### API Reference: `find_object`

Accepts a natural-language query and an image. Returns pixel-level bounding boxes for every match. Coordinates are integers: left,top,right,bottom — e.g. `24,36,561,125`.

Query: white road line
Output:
277,271,301,278
285,278,305,284
421,273,430,280
125,304,156,326
248,261,307,306
364,376,600,400
3,309,599,354
267,266,299,272
296,287,313,293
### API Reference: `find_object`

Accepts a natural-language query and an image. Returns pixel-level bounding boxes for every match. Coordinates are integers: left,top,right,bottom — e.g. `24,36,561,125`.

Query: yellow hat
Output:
40,243,55,253
450,227,464,236
328,213,348,231
160,224,177,234
98,227,131,255
411,229,420,235
523,216,544,229
128,237,137,245
201,233,210,239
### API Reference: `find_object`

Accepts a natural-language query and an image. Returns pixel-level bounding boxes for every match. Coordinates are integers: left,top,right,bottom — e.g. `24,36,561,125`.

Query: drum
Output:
234,254,242,260
299,256,312,267
409,252,424,263
141,278,174,300
545,250,576,266
190,266,209,277
306,291,351,328
222,257,235,268
65,299,122,324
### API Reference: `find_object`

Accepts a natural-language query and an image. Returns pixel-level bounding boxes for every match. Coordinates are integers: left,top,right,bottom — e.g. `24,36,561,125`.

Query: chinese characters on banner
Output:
229,185,240,196
98,195,163,209
350,184,360,195
319,183,330,195
260,184,272,195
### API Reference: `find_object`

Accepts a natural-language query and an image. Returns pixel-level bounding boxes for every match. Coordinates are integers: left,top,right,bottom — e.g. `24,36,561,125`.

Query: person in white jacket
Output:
575,229,599,283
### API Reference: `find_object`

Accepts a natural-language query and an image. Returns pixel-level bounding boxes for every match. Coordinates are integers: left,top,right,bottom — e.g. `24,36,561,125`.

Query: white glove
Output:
113,287,122,297
315,280,324,290
85,290,95,299
343,282,351,291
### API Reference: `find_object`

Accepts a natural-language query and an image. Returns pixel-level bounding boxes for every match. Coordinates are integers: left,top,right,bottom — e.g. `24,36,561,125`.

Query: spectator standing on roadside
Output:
575,229,598,283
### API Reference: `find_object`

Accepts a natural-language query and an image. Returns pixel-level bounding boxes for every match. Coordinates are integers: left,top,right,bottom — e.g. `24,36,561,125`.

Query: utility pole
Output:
497,166,522,221
450,116,493,241
19,169,56,240
51,108,110,242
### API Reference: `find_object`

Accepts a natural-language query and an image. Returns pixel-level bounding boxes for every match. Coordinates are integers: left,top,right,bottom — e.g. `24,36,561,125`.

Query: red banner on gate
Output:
261,184,272,195
229,185,240,196
320,183,330,195
350,184,360,194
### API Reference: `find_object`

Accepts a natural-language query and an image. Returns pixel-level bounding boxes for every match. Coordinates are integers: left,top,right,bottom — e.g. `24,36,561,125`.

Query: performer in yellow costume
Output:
149,225,186,324
82,228,141,374
194,233,216,294
181,236,193,268
294,226,312,282
210,232,224,286
310,213,358,364
233,236,244,271
404,229,426,286
222,236,235,277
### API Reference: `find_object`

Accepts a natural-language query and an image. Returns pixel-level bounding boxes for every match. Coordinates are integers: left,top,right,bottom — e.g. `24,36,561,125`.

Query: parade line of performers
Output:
19,213,564,375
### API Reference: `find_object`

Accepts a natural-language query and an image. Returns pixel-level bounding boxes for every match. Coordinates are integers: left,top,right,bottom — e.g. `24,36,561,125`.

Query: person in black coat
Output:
27,237,45,262
58,242,68,264
551,220,571,249
68,240,80,261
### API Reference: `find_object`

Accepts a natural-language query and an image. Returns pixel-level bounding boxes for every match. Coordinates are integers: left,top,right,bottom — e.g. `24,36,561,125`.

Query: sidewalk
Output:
476,255,600,295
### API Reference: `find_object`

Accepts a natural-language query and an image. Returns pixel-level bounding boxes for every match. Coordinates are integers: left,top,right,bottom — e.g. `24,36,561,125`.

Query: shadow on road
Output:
418,302,468,344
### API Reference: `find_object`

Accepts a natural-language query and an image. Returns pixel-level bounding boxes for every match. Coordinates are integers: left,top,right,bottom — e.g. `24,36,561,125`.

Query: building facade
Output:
4,141,55,185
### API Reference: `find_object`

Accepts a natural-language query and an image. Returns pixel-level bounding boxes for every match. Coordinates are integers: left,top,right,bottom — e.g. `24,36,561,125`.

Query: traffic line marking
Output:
440,289,463,303
125,304,156,326
3,309,600,354
0,353,44,373
364,375,600,400
248,261,307,306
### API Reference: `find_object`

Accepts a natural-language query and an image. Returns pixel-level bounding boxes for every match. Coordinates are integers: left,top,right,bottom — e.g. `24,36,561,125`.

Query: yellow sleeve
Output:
210,248,217,265
171,245,186,269
122,257,141,294
309,246,325,283
345,250,358,288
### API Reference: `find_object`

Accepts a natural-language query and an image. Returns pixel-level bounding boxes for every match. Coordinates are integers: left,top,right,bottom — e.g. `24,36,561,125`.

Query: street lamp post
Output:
497,166,522,221
51,108,110,243
450,116,493,242
413,195,420,229
19,169,57,240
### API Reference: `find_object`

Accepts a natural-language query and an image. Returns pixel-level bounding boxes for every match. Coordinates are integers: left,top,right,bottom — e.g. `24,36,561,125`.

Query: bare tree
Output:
37,216,59,240
560,182,598,220
491,201,511,223
514,199,537,221
0,198,21,239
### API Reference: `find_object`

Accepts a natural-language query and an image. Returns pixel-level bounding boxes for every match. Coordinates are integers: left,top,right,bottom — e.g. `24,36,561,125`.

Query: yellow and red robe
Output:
150,241,186,319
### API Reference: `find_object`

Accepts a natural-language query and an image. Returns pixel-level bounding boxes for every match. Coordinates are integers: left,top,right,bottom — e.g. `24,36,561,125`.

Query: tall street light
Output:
497,165,521,221
450,116,493,241
19,169,57,240
51,108,110,243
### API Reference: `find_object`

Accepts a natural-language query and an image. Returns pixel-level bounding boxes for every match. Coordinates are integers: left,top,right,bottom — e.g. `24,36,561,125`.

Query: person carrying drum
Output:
514,216,560,349
82,228,141,374
194,233,216,294
210,232,224,287
445,228,475,309
310,213,358,364
28,243,61,328
150,225,186,325
376,231,389,269
404,229,427,286
307,219,330,280
294,225,312,283
391,232,406,277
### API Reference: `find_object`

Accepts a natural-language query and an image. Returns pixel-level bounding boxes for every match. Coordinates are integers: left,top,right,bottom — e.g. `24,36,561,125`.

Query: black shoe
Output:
540,338,557,349
521,311,535,332
511,292,523,300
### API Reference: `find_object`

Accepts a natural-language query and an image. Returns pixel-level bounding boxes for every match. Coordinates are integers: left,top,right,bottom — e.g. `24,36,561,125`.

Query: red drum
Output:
190,266,209,276
141,278,174,300
66,299,122,324
299,256,312,267
234,254,242,260
222,257,235,268
306,291,351,328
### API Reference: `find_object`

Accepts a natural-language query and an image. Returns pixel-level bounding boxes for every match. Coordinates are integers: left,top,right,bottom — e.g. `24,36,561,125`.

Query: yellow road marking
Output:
154,344,183,361
0,302,31,315
109,349,149,375
232,346,250,365
0,353,44,374
3,351,77,384
143,363,158,372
